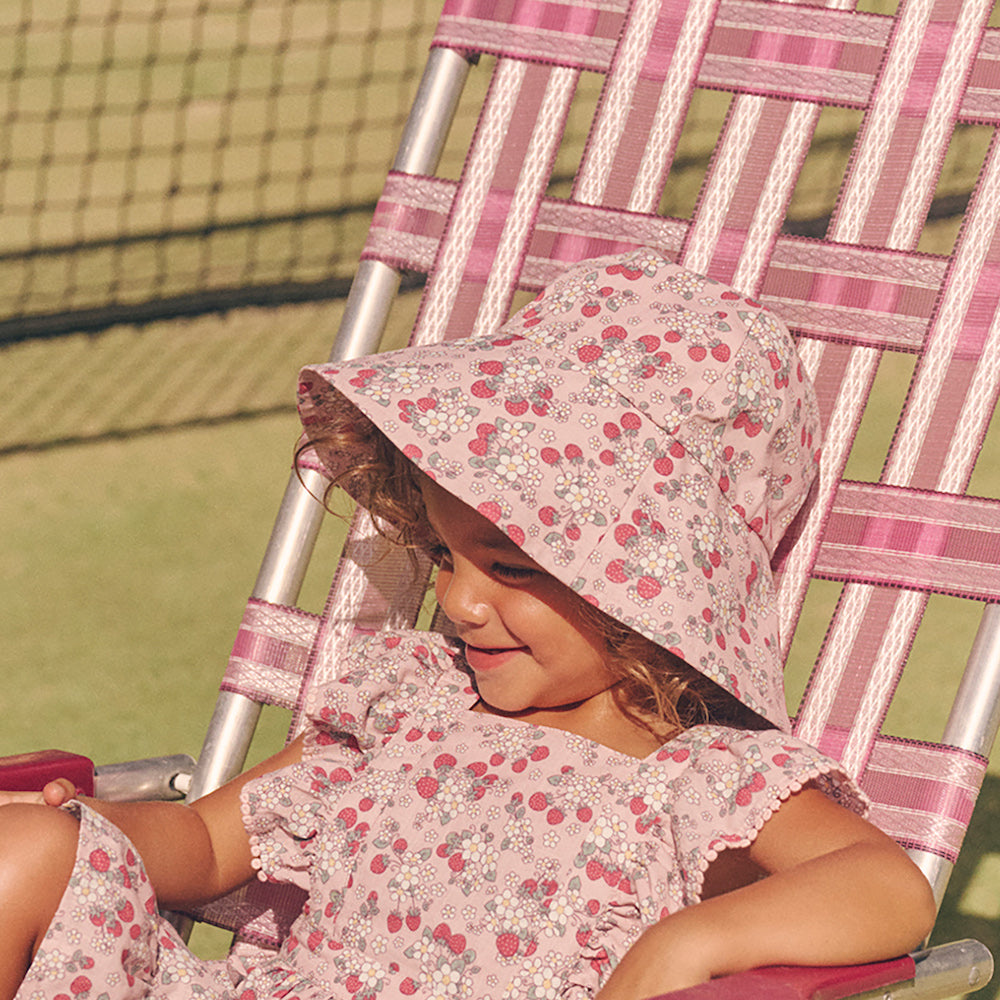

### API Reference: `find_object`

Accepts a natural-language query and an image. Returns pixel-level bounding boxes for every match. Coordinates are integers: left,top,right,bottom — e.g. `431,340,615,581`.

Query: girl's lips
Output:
463,644,527,672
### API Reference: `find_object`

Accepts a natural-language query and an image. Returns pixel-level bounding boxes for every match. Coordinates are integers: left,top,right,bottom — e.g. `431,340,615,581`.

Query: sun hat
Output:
297,248,820,729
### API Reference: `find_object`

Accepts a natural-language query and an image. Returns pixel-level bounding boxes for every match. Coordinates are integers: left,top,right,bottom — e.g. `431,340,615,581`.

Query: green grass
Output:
3,326,1000,983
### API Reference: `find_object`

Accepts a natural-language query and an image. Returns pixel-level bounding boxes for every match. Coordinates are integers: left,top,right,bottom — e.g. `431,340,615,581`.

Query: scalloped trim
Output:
240,792,269,881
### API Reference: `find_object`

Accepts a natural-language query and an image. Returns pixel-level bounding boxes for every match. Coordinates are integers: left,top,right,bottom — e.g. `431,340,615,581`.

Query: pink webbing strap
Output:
814,483,1000,601
860,737,988,863
433,0,628,71
221,598,321,711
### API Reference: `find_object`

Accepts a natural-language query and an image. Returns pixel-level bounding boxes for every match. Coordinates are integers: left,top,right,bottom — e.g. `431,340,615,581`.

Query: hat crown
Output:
298,250,821,728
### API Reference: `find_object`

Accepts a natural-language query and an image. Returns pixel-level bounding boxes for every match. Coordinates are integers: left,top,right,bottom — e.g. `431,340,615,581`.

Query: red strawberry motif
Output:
581,303,600,317
636,576,661,599
547,808,564,825
538,505,557,526
471,380,495,398
711,343,731,362
406,912,421,931
530,746,549,761
585,859,605,881
577,806,593,822
496,932,520,957
400,978,417,995
434,753,457,769
505,399,529,416
577,344,603,364
467,761,488,776
606,560,628,584
468,438,488,456
89,849,111,872
614,524,638,546
388,913,403,933
688,345,707,362
477,501,503,523
529,792,548,811
620,412,641,431
416,776,439,798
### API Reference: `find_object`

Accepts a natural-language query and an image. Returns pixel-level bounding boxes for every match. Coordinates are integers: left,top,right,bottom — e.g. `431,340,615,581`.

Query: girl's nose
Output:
435,560,491,626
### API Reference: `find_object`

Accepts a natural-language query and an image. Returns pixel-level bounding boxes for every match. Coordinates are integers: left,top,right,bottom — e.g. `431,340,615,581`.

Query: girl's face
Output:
420,476,657,755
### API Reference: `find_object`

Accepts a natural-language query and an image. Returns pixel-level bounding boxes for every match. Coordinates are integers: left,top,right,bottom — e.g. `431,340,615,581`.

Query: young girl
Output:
0,249,935,1000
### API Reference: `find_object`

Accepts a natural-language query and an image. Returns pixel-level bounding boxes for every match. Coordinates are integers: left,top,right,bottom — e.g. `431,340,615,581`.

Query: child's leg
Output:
0,804,78,1000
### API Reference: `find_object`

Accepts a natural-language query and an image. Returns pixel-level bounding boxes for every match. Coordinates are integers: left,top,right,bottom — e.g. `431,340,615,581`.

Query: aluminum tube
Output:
189,47,475,801
942,603,1000,756
186,692,263,801
94,755,195,801
327,47,472,364
391,46,472,174
252,465,329,604
904,940,993,1000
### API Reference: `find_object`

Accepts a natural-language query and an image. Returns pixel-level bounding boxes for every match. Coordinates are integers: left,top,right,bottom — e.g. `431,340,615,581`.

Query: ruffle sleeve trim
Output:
302,628,467,757
645,725,868,906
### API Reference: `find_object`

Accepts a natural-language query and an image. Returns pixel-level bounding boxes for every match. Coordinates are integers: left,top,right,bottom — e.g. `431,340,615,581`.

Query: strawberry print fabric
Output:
298,249,822,728
18,630,864,1000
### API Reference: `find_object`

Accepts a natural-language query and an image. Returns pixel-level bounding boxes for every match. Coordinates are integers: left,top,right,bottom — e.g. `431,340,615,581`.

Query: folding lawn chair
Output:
25,0,1000,996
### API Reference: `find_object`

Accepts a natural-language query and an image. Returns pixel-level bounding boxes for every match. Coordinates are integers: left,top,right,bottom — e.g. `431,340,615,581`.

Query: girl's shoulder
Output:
304,628,476,748
642,723,867,817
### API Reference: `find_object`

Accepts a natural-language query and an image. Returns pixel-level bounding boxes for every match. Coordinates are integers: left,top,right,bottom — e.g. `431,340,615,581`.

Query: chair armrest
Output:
94,754,195,801
0,749,195,801
646,940,992,1000
0,749,95,796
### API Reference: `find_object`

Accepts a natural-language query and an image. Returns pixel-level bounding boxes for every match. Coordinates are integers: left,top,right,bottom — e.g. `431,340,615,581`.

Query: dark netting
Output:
0,0,983,456
0,0,439,341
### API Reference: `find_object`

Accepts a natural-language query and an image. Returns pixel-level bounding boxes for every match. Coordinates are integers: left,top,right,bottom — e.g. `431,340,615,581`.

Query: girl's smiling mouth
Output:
463,644,528,672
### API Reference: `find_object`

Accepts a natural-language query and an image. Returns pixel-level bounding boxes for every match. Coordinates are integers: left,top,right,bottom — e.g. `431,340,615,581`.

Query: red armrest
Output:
646,955,917,1000
0,749,96,797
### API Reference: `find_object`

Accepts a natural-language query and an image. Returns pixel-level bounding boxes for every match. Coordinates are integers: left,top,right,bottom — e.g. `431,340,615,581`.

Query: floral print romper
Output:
17,630,864,1000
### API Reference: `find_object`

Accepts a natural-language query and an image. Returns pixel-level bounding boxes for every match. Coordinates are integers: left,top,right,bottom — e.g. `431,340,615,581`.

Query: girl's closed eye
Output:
490,562,538,582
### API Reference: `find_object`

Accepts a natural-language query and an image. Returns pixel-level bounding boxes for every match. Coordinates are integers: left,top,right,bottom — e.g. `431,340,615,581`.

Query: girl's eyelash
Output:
492,563,537,581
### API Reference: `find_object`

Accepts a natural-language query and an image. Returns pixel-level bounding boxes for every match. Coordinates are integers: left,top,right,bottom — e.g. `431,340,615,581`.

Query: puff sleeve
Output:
240,628,464,886
642,725,867,910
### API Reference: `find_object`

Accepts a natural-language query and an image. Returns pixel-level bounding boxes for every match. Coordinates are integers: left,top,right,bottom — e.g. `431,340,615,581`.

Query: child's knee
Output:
0,804,78,947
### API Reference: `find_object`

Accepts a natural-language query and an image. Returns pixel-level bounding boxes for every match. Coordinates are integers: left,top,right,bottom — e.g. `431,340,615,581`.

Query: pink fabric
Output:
645,955,917,1000
299,251,821,728
17,631,866,999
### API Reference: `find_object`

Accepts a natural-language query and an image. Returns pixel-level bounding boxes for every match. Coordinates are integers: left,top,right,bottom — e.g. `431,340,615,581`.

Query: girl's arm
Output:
0,734,305,910
596,786,937,999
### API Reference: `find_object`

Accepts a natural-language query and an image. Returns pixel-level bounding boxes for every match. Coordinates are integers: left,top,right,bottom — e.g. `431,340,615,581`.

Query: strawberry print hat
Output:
298,248,820,729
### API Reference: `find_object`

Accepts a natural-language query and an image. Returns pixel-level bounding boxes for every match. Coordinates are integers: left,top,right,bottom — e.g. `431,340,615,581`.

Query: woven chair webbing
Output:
211,0,1000,945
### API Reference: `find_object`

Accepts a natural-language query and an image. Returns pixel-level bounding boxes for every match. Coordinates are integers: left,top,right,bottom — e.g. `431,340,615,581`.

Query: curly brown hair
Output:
299,415,769,741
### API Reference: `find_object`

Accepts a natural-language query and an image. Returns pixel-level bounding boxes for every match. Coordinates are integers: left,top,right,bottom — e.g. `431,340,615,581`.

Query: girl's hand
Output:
0,779,76,809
